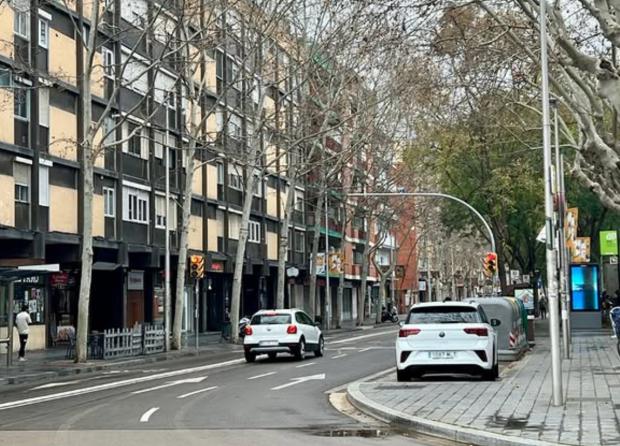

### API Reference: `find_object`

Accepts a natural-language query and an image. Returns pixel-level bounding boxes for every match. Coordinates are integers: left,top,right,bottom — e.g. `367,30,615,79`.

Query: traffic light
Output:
189,255,205,279
483,252,498,276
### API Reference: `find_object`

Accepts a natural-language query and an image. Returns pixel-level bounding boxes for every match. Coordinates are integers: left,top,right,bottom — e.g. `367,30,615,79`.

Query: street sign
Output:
418,279,427,291
522,274,530,284
510,270,521,283
286,267,299,278
600,230,619,256
611,256,618,265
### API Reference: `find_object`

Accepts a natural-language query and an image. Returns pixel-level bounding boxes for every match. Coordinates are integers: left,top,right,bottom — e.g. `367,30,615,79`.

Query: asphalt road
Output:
0,327,460,446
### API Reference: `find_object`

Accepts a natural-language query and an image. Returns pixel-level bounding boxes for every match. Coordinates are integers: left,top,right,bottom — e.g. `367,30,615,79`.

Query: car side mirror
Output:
398,321,405,327
490,318,501,327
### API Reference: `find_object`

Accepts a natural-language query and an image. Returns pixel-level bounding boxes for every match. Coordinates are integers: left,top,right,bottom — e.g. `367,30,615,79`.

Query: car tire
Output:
294,338,306,360
314,336,324,357
268,352,277,360
396,368,409,382
244,352,256,363
411,371,423,380
483,351,499,381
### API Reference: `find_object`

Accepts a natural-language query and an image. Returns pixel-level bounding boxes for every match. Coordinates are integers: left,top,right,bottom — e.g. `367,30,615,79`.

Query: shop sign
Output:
51,272,69,289
128,270,144,291
600,230,619,256
418,279,427,291
209,261,224,272
16,275,42,285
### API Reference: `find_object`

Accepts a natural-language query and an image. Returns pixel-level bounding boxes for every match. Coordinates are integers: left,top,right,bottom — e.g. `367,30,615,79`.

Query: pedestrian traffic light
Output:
189,255,204,279
483,252,498,276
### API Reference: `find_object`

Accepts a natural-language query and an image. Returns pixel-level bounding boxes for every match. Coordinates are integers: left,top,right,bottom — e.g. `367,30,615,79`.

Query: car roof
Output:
410,302,480,310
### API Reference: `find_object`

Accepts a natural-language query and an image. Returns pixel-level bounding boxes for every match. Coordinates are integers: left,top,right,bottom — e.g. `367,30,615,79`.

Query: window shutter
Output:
38,166,49,206
121,123,128,153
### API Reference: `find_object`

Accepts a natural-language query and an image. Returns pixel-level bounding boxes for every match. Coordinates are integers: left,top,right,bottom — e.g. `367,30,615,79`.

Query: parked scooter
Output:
238,316,251,339
381,305,399,323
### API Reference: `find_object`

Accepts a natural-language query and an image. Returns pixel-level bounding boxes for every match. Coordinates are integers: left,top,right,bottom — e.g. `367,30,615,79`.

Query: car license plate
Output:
430,351,455,359
260,340,278,347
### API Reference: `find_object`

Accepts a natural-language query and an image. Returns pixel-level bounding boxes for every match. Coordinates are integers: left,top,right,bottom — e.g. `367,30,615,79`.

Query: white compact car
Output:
243,309,324,362
395,302,499,381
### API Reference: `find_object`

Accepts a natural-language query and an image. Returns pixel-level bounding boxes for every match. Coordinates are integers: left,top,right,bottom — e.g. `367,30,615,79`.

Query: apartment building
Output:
0,0,312,348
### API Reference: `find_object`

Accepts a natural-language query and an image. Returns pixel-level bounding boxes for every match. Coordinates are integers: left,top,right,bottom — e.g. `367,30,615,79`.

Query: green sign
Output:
600,230,619,256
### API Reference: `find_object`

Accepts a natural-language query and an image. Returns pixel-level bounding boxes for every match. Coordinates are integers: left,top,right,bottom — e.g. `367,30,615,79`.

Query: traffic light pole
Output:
195,278,200,353
347,192,496,253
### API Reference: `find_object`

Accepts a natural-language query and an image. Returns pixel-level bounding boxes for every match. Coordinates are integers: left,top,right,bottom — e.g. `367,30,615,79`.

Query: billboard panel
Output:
570,264,599,312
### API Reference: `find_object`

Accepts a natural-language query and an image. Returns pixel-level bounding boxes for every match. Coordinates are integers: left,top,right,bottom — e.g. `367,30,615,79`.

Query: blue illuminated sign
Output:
570,264,600,312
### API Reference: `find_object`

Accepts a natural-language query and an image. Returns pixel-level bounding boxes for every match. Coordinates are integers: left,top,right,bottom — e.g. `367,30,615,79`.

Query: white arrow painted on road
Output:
131,376,207,395
270,373,325,391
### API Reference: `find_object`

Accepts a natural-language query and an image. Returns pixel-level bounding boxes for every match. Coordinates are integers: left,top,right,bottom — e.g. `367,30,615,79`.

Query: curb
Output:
0,347,239,386
346,382,564,446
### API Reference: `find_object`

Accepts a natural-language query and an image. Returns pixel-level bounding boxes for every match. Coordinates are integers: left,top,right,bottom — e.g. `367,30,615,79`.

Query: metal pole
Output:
554,105,570,359
427,236,433,302
560,155,572,343
347,192,495,254
324,188,330,330
451,246,456,299
7,281,14,367
540,0,563,406
164,143,171,352
195,279,199,352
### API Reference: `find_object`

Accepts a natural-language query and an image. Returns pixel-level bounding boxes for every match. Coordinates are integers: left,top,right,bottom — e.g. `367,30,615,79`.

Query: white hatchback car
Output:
243,309,324,362
395,302,499,381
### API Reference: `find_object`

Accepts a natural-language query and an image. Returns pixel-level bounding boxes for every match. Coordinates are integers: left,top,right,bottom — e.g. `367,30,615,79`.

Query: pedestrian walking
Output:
539,297,547,320
15,304,32,361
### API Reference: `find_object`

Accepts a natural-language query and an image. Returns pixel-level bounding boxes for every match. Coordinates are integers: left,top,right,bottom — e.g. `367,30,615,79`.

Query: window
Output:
38,88,49,127
13,1,29,39
230,63,241,91
155,195,166,228
14,162,30,203
38,19,48,48
14,83,29,121
125,123,145,157
123,187,149,224
228,114,242,139
216,163,224,184
154,130,165,159
294,192,304,211
102,117,114,148
38,165,49,206
103,187,115,217
102,47,115,78
252,175,262,197
248,221,261,243
228,171,242,190
294,231,305,252
406,306,482,324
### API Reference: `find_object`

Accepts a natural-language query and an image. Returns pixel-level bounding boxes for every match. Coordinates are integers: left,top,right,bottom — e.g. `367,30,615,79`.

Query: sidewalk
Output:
347,324,620,446
0,317,394,387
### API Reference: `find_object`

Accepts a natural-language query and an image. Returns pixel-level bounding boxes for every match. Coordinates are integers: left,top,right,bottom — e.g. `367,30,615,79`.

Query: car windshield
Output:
407,306,481,324
251,314,292,325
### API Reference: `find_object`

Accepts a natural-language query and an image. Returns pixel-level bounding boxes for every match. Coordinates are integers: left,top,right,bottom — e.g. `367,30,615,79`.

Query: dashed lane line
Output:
296,362,316,368
331,354,348,359
139,407,159,423
247,372,277,380
328,330,396,345
177,386,218,399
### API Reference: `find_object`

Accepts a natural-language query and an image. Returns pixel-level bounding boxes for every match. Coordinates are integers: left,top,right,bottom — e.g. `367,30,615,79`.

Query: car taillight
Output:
399,328,421,337
287,325,297,334
244,325,253,336
464,327,488,336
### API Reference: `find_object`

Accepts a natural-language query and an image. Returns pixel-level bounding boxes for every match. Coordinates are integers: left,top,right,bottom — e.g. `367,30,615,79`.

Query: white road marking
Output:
31,381,81,390
271,373,325,391
296,362,316,368
331,354,348,359
0,358,244,411
139,407,159,423
247,372,276,380
328,330,395,345
324,367,393,394
177,386,218,399
132,376,207,394
358,347,372,352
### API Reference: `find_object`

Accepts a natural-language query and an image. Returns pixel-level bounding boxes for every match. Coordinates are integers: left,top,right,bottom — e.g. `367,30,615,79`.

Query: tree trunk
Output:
229,171,258,343
308,188,324,319
276,176,296,308
172,145,196,350
357,235,371,326
376,275,387,324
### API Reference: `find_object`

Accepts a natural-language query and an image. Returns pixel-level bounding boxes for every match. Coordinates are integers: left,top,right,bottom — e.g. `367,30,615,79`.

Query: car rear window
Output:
407,306,482,324
251,313,292,325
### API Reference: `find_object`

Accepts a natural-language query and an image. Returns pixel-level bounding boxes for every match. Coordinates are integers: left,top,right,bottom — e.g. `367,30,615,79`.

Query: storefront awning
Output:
210,252,228,261
92,262,121,271
0,269,53,282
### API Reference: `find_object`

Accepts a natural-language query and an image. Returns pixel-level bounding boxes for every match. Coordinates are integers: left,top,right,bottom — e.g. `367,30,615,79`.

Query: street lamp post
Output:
164,142,171,352
540,0,563,406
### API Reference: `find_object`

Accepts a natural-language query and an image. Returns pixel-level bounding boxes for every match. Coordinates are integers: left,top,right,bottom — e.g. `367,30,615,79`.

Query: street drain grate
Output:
310,428,390,438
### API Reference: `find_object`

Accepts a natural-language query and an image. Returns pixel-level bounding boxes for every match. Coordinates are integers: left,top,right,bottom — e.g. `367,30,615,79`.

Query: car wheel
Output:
268,352,277,360
314,336,324,358
295,338,306,360
482,351,499,381
244,352,256,363
411,371,423,379
396,368,409,382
